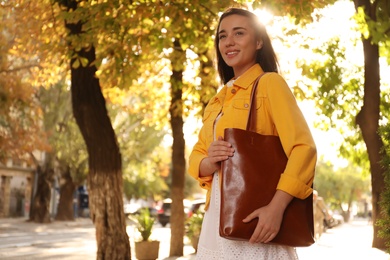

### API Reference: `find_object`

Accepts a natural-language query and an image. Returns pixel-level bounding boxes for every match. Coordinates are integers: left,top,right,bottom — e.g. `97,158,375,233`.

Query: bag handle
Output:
246,73,266,132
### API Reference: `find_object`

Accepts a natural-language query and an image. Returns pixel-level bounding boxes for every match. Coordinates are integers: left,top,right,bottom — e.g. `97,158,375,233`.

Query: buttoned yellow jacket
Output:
188,64,317,210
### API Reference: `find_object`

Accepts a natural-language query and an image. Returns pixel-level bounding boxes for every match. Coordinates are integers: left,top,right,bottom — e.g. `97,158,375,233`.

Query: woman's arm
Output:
243,73,316,244
266,73,317,199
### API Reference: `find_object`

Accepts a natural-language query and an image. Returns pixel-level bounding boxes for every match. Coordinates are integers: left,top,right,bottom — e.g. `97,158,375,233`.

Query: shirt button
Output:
231,88,237,94
244,103,249,108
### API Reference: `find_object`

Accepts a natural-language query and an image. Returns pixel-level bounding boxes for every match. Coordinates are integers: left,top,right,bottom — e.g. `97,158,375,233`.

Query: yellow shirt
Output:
188,64,317,210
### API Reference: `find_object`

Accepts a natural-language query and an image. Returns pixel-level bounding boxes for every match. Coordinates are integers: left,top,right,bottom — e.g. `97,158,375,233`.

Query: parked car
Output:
187,199,206,218
157,198,172,227
157,198,192,227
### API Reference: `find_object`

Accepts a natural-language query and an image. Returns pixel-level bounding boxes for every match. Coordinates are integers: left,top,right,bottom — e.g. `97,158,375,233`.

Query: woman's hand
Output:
208,136,234,164
243,204,284,243
242,190,293,244
199,136,234,177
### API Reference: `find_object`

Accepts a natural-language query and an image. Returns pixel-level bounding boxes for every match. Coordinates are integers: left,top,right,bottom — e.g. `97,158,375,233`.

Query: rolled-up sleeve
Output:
188,125,213,191
265,74,317,199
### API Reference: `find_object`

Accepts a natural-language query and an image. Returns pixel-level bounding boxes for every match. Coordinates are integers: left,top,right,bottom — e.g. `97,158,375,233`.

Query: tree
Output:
315,160,371,222
55,165,76,220
114,88,169,201
377,123,390,253
168,38,187,256
153,2,238,255
1,1,61,223
37,82,89,220
56,0,131,258
29,153,55,223
293,0,389,248
352,0,389,249
0,2,49,162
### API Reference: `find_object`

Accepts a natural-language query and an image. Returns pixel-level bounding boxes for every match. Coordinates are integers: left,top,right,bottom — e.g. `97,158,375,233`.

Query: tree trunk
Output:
55,166,76,221
169,39,186,257
61,1,130,259
30,163,54,223
354,0,386,250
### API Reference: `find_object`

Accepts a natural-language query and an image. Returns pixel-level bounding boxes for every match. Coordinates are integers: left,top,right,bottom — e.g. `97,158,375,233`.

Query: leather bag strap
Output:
246,73,266,132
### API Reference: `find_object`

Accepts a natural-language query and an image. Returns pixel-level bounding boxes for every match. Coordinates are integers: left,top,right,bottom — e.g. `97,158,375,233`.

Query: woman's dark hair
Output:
215,8,279,84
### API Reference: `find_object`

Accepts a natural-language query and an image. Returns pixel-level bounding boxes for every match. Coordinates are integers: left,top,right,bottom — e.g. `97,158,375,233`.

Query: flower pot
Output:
135,240,160,260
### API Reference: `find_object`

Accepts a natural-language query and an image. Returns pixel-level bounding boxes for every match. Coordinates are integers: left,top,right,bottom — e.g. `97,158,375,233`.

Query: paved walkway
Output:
0,217,195,259
297,219,389,260
0,217,389,259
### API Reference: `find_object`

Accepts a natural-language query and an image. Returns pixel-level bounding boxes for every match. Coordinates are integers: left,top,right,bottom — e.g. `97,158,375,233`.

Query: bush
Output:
377,123,390,253
186,211,204,239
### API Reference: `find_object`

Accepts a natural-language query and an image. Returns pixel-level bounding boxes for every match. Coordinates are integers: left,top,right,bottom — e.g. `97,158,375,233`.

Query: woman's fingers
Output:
250,223,278,243
208,140,234,158
244,208,281,244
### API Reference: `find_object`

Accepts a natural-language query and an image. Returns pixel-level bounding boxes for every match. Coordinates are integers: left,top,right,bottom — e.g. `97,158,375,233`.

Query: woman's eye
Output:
219,34,226,40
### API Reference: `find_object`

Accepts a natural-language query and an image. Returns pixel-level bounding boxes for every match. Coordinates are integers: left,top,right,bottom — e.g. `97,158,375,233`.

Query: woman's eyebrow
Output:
218,26,247,35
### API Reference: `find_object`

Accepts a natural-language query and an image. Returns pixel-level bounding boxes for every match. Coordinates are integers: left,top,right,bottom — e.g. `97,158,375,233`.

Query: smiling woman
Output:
188,7,316,259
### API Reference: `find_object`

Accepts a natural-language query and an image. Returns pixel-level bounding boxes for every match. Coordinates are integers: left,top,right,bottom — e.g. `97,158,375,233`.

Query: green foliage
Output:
377,123,390,252
314,160,371,214
186,211,204,239
122,160,169,201
298,36,380,170
354,2,390,63
300,39,363,128
38,82,88,184
129,208,156,241
111,89,169,200
255,0,338,24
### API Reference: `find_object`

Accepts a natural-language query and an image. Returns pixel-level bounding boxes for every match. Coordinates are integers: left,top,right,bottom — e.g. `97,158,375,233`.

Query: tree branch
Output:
0,64,41,73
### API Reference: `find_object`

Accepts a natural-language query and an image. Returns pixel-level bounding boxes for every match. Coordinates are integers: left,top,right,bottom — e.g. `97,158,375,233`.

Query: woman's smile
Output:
225,50,240,58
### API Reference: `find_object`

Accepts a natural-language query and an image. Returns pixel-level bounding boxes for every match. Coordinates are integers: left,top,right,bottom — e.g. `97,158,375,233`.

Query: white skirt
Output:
196,173,299,260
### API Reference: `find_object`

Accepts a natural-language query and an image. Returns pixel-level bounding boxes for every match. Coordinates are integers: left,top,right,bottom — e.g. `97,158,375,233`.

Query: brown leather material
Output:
219,74,315,247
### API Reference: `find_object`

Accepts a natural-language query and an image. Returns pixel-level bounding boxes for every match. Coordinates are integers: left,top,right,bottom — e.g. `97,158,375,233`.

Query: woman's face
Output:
218,14,262,78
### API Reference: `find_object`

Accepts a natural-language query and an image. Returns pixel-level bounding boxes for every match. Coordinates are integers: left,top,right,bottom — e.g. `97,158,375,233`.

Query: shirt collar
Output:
212,64,264,104
233,64,264,90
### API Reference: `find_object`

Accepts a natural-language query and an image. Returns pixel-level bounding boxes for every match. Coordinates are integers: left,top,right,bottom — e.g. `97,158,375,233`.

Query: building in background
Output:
0,158,34,218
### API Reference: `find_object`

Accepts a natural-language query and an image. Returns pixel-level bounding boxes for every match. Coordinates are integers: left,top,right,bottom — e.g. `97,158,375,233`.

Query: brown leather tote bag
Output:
219,74,315,247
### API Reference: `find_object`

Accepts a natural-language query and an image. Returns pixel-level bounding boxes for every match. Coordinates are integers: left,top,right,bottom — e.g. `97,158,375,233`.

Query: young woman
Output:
188,8,317,259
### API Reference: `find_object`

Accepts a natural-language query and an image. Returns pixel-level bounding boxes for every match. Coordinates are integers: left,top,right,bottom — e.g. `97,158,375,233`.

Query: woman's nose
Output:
225,34,234,47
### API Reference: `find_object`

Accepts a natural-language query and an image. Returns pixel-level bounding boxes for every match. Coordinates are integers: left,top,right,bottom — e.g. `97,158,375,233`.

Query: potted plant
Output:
129,208,160,260
185,211,204,252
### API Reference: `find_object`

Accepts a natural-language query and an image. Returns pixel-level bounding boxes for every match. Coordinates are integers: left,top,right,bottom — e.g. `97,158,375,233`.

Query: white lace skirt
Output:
196,173,299,260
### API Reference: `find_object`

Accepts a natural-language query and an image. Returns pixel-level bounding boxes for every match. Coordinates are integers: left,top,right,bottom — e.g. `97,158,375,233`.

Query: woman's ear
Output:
256,40,263,50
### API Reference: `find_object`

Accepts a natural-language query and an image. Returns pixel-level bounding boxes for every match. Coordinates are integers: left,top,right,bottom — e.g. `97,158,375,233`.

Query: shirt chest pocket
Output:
231,97,264,129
